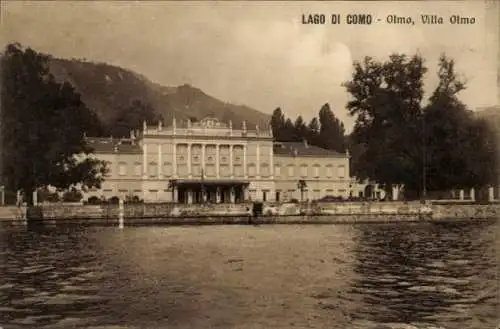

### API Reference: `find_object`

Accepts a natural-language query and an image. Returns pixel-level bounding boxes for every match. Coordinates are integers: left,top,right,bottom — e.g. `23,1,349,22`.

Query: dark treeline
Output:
1,43,108,205
344,53,498,199
270,104,347,153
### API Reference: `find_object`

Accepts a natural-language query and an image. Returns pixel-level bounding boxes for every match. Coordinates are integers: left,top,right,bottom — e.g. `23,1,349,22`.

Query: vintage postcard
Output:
0,1,498,329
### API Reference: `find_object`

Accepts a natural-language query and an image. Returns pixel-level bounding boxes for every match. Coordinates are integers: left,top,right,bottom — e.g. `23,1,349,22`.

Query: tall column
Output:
172,186,178,203
459,189,464,200
229,145,234,179
256,144,260,177
216,187,221,203
470,188,475,201
158,144,162,178
187,144,192,178
173,143,177,177
230,187,235,203
142,143,148,178
202,144,206,173
243,145,247,178
216,144,220,179
269,145,273,179
488,186,494,201
187,189,193,204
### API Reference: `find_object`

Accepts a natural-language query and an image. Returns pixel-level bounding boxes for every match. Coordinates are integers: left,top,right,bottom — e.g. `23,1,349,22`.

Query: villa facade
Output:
83,117,351,203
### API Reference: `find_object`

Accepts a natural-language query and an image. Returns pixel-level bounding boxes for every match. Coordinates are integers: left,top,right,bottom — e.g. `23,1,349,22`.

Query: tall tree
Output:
423,55,498,192
282,118,299,142
317,103,346,153
344,54,427,197
1,43,107,205
108,99,163,137
294,115,308,141
307,117,320,146
270,107,286,141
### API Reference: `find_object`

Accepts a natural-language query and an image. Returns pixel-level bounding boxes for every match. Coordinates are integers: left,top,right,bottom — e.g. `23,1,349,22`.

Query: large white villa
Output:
83,117,358,203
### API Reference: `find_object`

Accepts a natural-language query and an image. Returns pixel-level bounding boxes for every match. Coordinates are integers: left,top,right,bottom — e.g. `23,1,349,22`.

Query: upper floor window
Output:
300,165,308,177
313,165,320,178
261,163,269,176
118,162,127,176
274,165,281,177
133,163,141,176
326,165,333,178
149,162,158,177
338,165,345,179
287,165,294,177
248,164,256,177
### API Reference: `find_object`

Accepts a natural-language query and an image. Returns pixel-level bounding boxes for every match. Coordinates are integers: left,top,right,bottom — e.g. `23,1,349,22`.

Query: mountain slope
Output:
48,58,271,131
476,105,500,136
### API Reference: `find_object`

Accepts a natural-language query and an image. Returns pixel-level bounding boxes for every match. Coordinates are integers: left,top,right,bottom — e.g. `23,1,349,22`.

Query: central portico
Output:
139,116,275,203
169,179,250,204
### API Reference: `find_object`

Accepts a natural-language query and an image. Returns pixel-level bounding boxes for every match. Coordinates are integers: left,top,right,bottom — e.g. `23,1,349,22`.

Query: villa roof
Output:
273,142,346,158
84,137,142,154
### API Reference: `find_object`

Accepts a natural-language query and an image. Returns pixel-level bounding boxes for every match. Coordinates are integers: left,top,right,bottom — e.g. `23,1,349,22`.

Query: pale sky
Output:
1,1,499,131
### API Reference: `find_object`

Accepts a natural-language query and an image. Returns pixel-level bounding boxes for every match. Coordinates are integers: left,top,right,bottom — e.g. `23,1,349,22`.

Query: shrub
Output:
62,188,83,202
108,196,120,204
87,196,101,205
125,195,143,204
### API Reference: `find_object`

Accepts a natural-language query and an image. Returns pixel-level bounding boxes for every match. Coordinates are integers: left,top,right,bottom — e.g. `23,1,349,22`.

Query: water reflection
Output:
0,227,112,328
0,221,498,329
350,221,499,329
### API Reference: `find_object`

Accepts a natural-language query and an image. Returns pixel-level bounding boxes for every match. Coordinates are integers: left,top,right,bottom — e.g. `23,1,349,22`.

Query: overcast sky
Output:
1,1,499,131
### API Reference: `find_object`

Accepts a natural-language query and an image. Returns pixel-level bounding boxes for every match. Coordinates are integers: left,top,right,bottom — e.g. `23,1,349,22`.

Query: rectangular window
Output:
134,163,142,176
313,166,320,178
300,165,307,177
287,165,294,177
248,164,256,177
205,164,216,177
338,165,345,179
274,165,281,177
192,164,201,177
118,163,127,176
234,164,243,177
163,163,172,177
149,163,158,177
260,164,269,177
219,164,229,177
326,166,333,178
176,164,188,177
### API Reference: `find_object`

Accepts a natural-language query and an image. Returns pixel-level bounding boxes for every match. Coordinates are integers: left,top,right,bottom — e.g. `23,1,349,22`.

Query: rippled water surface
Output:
0,220,498,329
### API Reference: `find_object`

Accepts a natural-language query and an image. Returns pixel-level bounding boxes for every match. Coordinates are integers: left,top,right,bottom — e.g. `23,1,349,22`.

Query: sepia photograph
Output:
0,1,499,328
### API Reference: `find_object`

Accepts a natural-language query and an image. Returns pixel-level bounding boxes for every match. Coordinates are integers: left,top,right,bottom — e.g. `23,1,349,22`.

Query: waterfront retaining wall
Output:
0,201,498,226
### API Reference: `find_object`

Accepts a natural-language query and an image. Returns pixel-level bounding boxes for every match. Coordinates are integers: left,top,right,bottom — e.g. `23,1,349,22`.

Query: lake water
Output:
0,220,498,329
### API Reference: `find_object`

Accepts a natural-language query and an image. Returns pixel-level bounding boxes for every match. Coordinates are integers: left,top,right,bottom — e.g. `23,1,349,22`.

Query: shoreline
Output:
0,201,498,227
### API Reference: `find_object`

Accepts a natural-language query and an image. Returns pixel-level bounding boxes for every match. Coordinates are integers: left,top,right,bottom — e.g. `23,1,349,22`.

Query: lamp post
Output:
201,167,205,204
